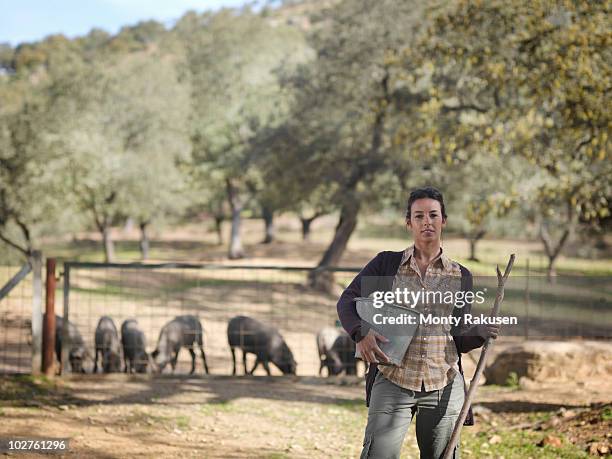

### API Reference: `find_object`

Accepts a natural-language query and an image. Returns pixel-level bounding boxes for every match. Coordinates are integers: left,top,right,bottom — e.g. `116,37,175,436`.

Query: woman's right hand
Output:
356,329,391,364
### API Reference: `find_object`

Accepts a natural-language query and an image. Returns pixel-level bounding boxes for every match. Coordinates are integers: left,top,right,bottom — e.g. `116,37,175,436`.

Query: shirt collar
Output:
400,244,451,271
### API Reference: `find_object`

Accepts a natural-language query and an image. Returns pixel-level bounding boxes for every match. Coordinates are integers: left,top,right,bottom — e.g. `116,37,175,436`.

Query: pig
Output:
151,315,209,374
330,333,358,376
94,316,122,373
55,315,89,373
120,319,149,374
227,316,297,376
316,327,344,376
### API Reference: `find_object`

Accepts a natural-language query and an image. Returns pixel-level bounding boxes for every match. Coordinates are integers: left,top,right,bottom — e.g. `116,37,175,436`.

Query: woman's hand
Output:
475,324,500,339
356,330,391,364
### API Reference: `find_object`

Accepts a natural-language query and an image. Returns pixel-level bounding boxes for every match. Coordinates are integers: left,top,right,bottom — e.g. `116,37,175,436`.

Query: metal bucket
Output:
354,297,421,366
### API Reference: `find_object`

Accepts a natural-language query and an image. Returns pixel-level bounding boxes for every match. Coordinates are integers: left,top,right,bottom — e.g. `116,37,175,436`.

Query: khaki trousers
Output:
360,371,464,459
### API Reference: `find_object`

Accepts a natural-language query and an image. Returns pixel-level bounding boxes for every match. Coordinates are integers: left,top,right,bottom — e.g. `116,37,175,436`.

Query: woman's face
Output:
406,198,446,243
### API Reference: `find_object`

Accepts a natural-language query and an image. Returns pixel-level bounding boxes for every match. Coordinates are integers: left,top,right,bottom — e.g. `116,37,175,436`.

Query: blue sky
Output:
0,0,256,45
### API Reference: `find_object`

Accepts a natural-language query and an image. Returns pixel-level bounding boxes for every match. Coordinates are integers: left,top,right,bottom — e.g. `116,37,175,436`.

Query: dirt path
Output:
1,373,610,458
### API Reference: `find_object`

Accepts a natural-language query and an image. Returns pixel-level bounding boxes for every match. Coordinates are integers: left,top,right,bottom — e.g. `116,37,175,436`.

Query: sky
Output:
0,0,258,46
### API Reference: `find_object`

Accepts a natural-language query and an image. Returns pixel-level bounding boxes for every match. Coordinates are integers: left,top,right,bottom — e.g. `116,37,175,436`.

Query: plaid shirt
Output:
379,245,462,391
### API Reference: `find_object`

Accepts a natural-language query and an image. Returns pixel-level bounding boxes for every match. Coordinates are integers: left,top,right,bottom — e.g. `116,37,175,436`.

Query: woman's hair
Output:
405,186,447,220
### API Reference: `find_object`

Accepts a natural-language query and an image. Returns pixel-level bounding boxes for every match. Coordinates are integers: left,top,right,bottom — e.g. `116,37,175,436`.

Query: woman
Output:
337,186,499,459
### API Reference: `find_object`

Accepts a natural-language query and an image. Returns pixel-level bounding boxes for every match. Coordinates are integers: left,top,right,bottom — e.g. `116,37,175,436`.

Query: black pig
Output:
94,316,122,373
55,315,89,373
151,315,209,374
120,319,149,374
330,333,358,376
316,327,343,376
227,316,297,376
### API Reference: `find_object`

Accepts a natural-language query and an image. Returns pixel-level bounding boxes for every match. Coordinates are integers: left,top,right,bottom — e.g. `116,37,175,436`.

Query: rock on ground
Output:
484,341,612,384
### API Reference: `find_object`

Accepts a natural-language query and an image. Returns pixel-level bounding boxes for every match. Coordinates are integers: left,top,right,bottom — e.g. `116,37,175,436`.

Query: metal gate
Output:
0,251,42,374
60,261,360,376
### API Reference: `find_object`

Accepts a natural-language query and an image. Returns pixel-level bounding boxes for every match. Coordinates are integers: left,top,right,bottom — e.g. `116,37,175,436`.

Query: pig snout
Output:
103,350,121,373
134,350,149,373
151,349,168,373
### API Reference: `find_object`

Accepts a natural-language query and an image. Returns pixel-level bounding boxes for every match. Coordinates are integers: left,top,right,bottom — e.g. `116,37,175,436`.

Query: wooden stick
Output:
442,254,515,459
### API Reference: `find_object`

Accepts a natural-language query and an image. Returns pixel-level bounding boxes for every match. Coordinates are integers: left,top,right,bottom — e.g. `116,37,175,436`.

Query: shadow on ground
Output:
0,374,367,408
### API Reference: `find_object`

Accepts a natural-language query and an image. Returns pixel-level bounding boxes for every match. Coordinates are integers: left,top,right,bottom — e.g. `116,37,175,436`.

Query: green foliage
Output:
463,428,588,459
275,0,431,209
390,0,610,269
0,1,609,263
0,75,67,255
176,9,312,256
398,0,610,225
47,43,191,238
505,371,520,389
0,375,59,403
182,9,310,188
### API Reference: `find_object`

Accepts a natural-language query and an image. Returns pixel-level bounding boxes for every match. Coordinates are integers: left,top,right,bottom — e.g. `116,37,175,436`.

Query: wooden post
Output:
442,254,515,459
61,264,71,375
42,258,56,375
30,251,43,375
525,258,530,340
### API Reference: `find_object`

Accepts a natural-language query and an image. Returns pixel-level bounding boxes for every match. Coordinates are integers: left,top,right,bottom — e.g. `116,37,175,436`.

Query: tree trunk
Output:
15,218,33,256
546,255,557,281
301,217,313,241
300,213,322,241
540,223,571,283
307,66,389,292
229,208,244,259
226,178,245,259
0,231,30,257
139,221,150,261
214,215,224,245
123,217,135,233
468,229,486,262
262,206,274,244
101,225,115,263
308,200,360,292
88,192,117,264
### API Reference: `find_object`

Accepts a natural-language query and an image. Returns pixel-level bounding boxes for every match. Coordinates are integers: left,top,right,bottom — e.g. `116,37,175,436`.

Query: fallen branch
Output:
443,254,516,459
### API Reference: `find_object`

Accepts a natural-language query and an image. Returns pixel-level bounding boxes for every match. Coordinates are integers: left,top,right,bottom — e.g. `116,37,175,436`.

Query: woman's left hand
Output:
475,324,500,339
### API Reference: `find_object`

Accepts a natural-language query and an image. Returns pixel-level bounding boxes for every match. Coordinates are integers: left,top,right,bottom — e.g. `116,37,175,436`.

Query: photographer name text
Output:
372,313,517,326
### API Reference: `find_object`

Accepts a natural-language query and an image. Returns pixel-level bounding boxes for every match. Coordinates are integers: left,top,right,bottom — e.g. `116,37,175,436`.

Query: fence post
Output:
524,258,530,340
42,258,56,375
61,264,70,375
30,251,43,375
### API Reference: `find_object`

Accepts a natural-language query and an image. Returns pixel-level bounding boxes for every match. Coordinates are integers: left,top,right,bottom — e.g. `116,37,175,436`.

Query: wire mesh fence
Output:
468,275,611,339
61,262,361,376
0,256,610,376
0,250,36,374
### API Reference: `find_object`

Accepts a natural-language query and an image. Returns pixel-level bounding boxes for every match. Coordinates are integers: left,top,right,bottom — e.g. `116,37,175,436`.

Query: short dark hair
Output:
405,186,447,220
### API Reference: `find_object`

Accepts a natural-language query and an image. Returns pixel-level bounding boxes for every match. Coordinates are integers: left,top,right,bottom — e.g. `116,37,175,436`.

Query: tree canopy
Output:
0,0,608,274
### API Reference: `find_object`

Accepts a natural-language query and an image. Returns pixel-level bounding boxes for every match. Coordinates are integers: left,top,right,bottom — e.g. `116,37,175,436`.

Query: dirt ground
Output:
1,362,610,458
